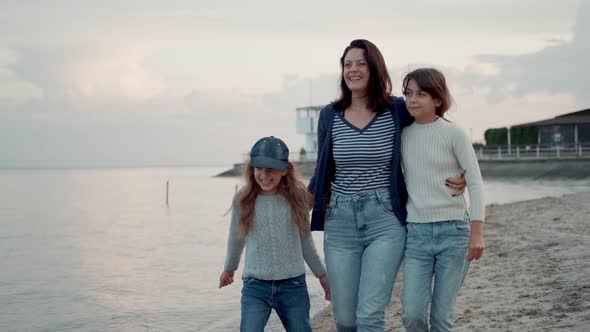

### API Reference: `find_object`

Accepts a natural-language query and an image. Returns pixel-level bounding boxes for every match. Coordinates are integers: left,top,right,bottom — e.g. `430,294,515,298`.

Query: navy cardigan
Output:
307,96,414,231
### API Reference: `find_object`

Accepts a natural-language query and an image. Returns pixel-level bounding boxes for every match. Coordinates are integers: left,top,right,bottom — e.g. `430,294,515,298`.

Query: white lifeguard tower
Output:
295,105,324,160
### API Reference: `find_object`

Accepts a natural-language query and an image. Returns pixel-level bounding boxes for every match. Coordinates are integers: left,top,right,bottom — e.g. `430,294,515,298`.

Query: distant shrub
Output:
484,127,538,146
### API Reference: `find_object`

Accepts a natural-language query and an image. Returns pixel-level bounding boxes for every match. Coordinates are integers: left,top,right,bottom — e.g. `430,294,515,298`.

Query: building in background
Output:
513,108,590,147
295,105,323,160
485,108,590,147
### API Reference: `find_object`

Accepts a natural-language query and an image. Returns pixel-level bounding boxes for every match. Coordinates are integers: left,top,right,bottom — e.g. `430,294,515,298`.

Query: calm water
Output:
1,167,589,332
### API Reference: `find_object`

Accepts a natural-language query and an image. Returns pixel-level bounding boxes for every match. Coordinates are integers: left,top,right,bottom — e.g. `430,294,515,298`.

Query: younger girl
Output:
219,136,330,332
400,68,485,332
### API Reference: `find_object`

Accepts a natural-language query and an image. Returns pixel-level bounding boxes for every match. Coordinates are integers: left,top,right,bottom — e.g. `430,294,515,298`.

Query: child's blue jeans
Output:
401,219,471,332
240,274,312,332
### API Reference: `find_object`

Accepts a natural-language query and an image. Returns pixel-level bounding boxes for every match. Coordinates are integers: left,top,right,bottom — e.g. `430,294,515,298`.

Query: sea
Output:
1,166,589,332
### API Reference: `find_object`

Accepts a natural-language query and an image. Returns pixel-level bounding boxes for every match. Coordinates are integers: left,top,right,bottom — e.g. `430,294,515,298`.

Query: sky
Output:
0,0,587,167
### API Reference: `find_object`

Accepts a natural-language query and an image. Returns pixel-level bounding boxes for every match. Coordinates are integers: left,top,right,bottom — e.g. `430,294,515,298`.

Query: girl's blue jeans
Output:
240,274,312,332
323,188,406,332
401,219,471,332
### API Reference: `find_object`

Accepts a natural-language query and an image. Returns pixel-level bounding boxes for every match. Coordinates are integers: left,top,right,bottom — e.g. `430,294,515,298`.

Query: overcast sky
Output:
0,0,587,167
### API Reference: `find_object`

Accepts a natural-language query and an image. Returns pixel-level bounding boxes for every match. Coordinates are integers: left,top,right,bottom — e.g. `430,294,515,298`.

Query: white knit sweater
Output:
401,118,485,223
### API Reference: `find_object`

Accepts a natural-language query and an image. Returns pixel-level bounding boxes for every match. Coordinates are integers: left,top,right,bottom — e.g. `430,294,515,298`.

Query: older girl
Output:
400,68,485,332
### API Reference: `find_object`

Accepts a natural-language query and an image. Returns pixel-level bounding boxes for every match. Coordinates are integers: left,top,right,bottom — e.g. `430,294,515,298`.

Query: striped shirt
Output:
331,110,395,195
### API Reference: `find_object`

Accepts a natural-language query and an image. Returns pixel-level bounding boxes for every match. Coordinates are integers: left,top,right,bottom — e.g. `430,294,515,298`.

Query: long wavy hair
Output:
234,161,312,239
332,39,393,113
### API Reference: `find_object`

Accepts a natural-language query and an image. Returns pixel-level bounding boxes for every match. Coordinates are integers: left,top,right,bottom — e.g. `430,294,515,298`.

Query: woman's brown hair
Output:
402,68,453,117
234,161,312,239
332,39,393,112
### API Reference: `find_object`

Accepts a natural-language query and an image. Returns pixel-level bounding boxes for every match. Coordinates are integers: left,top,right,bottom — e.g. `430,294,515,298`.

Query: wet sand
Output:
311,192,590,331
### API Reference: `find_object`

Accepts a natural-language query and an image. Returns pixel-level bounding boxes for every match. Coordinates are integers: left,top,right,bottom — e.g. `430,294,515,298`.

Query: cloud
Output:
3,44,166,104
0,0,584,166
0,40,309,167
470,1,589,107
262,74,340,112
0,83,309,167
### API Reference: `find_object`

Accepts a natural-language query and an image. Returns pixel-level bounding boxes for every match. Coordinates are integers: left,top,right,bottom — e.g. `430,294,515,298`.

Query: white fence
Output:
477,144,588,160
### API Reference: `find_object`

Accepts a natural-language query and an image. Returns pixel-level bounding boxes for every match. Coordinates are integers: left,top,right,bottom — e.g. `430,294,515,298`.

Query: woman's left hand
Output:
446,170,466,196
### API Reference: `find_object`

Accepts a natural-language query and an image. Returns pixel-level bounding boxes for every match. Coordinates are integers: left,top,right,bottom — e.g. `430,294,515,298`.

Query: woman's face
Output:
343,48,370,94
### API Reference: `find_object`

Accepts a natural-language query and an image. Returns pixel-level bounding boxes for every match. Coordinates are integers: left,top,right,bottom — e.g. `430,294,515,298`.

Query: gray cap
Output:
250,136,289,171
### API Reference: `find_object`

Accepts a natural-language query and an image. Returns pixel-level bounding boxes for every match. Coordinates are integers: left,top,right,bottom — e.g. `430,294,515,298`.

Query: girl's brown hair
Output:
332,39,393,113
402,68,453,117
234,161,312,239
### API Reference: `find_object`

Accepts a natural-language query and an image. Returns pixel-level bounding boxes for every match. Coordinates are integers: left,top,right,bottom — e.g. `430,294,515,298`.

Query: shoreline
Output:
311,191,590,331
216,159,590,180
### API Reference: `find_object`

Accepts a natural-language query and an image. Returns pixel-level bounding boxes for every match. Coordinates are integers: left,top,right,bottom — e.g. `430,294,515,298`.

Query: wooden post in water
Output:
166,180,169,206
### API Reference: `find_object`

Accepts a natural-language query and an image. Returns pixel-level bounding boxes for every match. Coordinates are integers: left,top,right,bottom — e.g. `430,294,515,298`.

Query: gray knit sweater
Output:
223,194,327,280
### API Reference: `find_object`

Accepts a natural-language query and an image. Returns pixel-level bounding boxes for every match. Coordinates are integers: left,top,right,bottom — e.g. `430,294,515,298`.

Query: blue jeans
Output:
401,219,471,332
240,274,312,332
323,188,406,332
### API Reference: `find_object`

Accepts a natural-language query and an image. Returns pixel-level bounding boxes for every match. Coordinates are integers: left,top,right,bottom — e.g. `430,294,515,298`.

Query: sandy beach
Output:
311,191,590,331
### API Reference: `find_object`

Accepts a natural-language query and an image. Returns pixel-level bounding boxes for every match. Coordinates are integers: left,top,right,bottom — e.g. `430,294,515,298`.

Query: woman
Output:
308,39,465,331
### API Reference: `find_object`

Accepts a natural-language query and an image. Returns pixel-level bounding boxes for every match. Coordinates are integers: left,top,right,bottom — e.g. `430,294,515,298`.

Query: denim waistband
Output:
330,187,390,203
